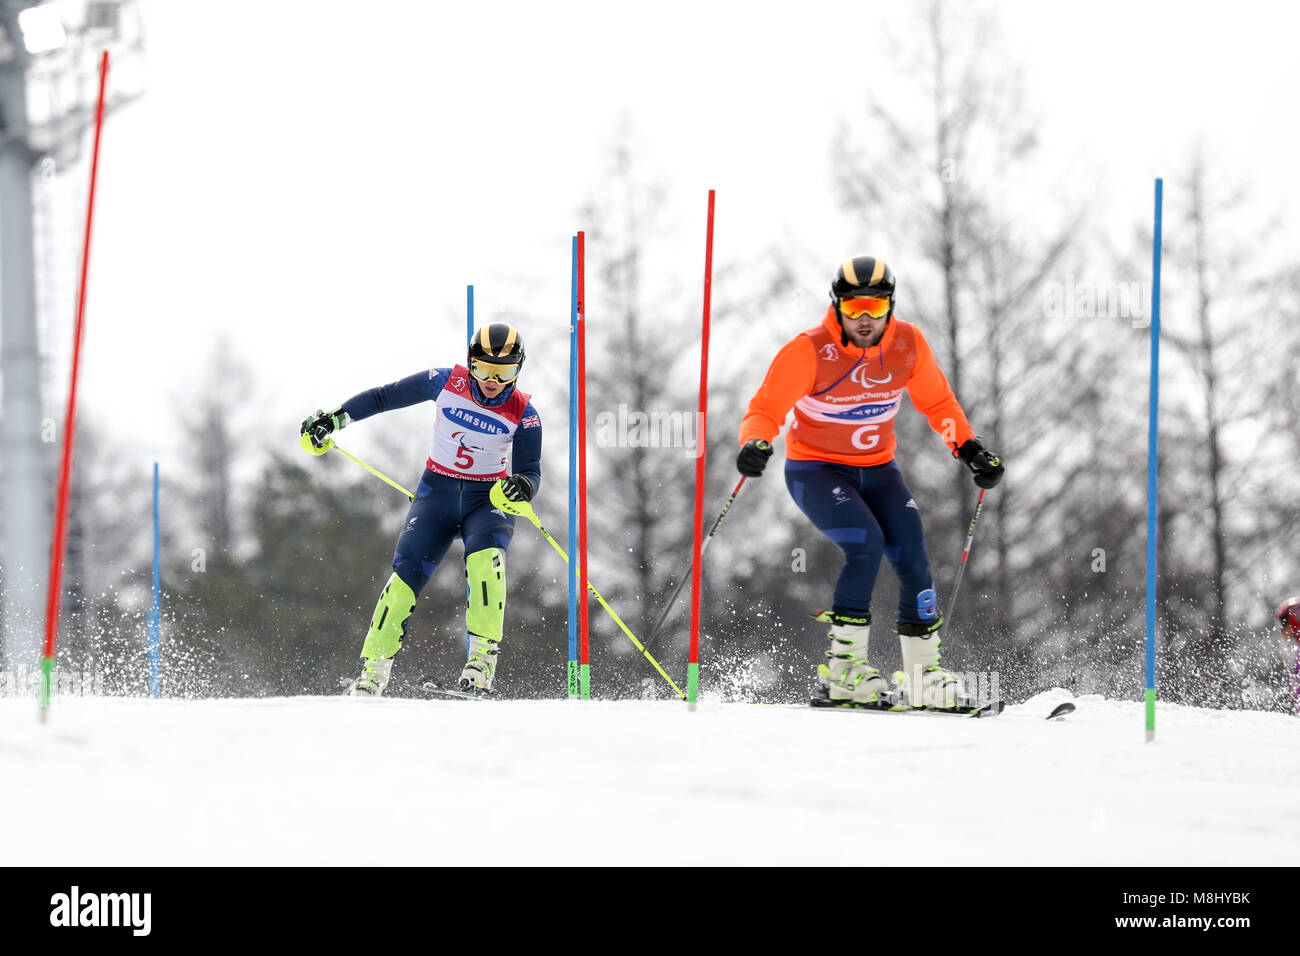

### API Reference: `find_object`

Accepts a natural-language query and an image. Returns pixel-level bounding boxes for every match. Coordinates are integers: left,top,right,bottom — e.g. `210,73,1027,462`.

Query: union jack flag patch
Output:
521,414,540,428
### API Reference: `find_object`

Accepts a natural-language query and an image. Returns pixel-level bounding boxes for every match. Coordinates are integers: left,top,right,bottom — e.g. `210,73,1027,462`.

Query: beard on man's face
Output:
844,322,886,347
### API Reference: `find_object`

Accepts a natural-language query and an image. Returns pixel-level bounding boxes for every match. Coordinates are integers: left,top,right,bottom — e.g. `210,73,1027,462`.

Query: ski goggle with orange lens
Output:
838,296,892,319
469,359,522,384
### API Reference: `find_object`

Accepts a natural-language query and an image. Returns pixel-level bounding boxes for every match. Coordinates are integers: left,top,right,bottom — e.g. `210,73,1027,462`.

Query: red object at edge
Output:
43,50,110,661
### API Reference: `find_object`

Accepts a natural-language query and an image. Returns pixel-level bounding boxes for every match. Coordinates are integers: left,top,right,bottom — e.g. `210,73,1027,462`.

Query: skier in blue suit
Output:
300,323,541,697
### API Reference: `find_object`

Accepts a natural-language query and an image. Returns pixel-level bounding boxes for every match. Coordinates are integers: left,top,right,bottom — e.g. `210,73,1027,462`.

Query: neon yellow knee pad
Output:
465,548,506,641
360,573,417,661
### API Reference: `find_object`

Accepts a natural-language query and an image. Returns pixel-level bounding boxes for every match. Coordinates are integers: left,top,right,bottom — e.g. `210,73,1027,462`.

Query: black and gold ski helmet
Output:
831,256,896,302
467,323,525,384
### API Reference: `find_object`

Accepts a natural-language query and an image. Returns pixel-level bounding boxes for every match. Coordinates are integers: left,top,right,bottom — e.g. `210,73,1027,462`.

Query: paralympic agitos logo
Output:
849,365,892,386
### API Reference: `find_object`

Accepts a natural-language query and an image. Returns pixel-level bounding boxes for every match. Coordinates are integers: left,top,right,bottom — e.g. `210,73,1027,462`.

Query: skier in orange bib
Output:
737,256,1003,709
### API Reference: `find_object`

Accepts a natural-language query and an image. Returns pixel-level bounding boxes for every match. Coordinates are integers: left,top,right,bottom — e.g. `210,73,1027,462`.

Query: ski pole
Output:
327,440,416,500
641,476,747,657
489,483,686,699
943,488,986,633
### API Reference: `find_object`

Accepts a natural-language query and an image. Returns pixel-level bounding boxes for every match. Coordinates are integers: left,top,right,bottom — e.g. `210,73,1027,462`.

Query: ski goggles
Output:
469,358,522,384
839,295,892,319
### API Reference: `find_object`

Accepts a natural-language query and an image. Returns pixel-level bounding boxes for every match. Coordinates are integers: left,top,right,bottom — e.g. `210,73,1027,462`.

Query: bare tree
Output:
1159,153,1286,704
579,136,686,645
173,339,252,568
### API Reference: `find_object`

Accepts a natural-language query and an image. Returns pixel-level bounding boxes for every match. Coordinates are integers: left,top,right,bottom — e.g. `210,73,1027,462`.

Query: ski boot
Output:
348,657,394,698
813,610,890,706
897,622,973,710
459,548,506,696
458,632,501,695
346,572,417,699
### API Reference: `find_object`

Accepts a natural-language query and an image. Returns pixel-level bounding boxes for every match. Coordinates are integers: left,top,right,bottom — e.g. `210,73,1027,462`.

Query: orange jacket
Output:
738,307,974,467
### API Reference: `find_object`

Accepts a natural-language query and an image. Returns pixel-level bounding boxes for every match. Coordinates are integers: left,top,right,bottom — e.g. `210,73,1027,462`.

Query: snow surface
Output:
3,691,1297,866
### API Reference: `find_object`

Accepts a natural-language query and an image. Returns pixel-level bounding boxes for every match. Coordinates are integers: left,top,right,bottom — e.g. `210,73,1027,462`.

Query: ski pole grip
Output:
490,479,537,522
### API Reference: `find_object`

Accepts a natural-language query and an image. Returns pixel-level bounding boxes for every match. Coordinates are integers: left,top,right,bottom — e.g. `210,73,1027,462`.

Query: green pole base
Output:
580,663,591,700
686,662,699,705
1144,687,1156,742
39,655,57,712
567,660,579,699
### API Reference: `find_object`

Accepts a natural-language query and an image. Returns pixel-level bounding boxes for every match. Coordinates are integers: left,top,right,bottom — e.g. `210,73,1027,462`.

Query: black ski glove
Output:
499,474,535,503
956,437,1004,489
300,407,349,449
737,439,773,477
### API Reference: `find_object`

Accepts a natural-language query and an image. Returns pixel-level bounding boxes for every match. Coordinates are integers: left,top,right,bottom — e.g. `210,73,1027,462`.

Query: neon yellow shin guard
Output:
465,548,505,641
360,573,417,661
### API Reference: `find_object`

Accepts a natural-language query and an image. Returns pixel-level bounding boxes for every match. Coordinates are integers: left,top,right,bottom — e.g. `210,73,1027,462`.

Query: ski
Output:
809,696,1006,718
809,696,1074,719
419,677,491,702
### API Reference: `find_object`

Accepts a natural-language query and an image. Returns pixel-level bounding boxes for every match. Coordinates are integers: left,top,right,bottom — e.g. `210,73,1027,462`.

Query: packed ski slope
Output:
3,691,1297,866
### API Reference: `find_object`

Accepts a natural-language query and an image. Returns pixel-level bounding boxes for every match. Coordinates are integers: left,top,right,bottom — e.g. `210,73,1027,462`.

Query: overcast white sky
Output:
35,0,1300,476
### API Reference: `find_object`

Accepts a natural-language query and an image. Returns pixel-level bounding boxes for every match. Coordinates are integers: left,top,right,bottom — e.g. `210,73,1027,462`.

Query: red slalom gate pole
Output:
687,190,715,709
577,231,591,699
40,50,110,718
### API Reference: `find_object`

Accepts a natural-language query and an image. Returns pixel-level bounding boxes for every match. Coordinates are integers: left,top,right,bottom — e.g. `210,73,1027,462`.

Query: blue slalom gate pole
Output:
567,236,580,698
467,284,474,344
1145,179,1163,742
148,462,161,698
